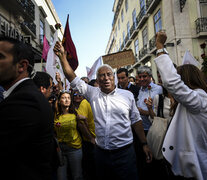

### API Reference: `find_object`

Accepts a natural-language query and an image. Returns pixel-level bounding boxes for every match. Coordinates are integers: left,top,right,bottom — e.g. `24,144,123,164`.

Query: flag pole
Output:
64,78,67,90
41,58,43,71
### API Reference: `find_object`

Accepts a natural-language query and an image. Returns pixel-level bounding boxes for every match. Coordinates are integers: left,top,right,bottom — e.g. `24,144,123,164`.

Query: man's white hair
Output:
96,64,115,78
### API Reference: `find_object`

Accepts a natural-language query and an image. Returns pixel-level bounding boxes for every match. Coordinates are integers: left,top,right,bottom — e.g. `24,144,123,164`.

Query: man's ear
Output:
18,59,29,73
40,86,46,94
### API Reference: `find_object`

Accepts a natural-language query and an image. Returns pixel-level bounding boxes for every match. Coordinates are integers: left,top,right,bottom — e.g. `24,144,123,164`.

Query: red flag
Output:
62,15,78,71
41,35,50,61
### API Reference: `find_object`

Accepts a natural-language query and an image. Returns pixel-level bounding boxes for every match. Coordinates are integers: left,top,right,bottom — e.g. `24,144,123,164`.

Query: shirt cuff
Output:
70,77,81,89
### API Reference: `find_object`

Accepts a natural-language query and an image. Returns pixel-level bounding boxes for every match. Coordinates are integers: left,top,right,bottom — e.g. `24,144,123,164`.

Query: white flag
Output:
182,50,200,67
86,66,91,75
87,56,103,80
46,31,70,90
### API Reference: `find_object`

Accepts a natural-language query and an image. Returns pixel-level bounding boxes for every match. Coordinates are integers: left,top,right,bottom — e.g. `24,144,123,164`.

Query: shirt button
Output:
162,147,165,152
169,146,174,150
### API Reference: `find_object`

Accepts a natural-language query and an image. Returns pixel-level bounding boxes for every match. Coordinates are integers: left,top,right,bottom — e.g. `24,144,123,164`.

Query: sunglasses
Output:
59,90,71,93
73,93,83,97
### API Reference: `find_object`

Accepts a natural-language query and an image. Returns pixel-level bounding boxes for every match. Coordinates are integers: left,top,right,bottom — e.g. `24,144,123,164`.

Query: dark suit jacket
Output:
0,79,54,180
118,83,140,102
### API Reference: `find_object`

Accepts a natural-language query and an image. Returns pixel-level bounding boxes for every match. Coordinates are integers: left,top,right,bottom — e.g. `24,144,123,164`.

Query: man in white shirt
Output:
54,41,152,180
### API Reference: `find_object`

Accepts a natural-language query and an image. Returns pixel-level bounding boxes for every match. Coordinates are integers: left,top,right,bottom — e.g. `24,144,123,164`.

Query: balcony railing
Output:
146,0,161,14
129,23,138,39
112,0,124,27
195,17,207,34
136,6,148,29
149,35,156,51
139,46,148,59
22,21,36,35
16,0,35,20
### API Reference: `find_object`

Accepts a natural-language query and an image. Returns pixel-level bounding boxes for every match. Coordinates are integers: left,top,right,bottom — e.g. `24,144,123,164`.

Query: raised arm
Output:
53,41,76,82
155,32,204,113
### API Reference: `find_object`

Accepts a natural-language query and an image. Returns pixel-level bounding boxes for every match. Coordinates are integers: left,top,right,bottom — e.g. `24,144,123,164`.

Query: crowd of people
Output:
0,31,206,180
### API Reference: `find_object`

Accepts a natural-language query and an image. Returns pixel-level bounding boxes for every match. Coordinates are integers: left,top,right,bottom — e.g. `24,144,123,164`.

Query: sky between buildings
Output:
51,0,114,78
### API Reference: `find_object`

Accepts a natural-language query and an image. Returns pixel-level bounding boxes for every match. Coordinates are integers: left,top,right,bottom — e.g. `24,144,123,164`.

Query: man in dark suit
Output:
117,68,140,102
0,36,54,180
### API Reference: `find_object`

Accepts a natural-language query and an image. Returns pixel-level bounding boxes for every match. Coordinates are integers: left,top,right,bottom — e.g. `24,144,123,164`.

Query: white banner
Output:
87,56,103,80
182,50,201,68
46,31,70,90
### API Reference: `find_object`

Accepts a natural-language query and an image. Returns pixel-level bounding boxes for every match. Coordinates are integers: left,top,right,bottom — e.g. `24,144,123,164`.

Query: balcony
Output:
139,46,148,60
146,0,161,14
195,17,207,36
17,0,35,20
129,23,139,39
125,34,132,47
136,7,148,29
112,0,124,27
3,0,35,21
21,21,36,37
149,35,156,52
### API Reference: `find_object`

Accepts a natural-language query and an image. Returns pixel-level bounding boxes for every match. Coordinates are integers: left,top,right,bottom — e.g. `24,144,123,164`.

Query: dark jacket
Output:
0,79,54,180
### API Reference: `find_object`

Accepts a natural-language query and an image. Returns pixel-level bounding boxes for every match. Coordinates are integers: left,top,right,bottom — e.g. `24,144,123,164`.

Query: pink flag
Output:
41,35,50,61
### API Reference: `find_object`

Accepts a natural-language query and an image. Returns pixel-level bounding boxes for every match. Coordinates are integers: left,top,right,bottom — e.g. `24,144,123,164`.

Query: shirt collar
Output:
100,86,117,96
141,82,153,91
3,78,30,99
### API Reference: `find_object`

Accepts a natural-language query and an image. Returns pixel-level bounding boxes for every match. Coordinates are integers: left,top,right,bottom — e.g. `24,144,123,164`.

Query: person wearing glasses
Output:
53,41,152,180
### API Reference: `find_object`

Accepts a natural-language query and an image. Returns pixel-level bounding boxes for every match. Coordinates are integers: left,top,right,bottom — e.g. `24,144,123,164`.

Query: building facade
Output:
105,0,207,81
0,0,63,71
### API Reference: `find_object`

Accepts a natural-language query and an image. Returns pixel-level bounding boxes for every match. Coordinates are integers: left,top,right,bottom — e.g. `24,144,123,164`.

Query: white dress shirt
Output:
3,78,30,99
71,77,142,150
155,54,207,180
137,82,162,130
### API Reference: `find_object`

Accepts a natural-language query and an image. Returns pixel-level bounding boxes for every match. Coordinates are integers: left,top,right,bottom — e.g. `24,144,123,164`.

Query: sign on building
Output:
102,49,135,68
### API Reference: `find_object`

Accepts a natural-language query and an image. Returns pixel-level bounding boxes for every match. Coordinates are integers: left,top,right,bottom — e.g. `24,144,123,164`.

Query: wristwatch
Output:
156,48,169,55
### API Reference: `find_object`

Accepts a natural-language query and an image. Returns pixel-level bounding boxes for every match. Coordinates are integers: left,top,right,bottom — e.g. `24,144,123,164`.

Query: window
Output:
154,9,162,33
118,19,120,30
134,39,139,57
132,9,136,28
127,21,130,38
123,31,125,46
121,9,124,22
140,0,146,14
125,0,128,12
142,26,148,47
39,19,44,44
200,1,207,17
140,0,145,9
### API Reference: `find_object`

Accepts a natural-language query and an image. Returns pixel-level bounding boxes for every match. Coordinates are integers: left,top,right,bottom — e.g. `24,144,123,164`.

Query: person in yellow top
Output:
54,91,83,180
72,90,96,180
